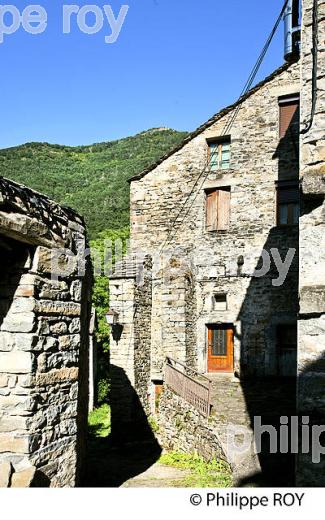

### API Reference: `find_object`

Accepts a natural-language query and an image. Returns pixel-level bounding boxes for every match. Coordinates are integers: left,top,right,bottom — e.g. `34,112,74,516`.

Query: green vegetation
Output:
88,404,111,438
90,227,130,351
90,227,130,403
158,451,232,487
0,128,187,238
148,416,160,434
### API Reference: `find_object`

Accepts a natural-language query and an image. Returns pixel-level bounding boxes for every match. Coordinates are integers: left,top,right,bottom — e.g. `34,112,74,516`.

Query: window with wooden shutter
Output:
206,190,217,231
279,95,300,139
276,181,299,225
205,187,231,231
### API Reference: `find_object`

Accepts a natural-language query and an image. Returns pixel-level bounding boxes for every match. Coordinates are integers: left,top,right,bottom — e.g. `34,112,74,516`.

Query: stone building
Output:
109,0,324,484
0,177,92,487
110,58,301,413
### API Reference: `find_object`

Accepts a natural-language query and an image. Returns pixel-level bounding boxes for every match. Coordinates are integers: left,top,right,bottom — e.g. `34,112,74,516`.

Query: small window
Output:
210,328,228,356
206,187,231,231
208,138,231,170
276,182,299,226
213,293,227,311
279,95,300,139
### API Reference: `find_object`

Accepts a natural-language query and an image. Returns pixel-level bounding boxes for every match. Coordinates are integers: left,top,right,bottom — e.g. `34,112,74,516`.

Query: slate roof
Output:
110,255,145,279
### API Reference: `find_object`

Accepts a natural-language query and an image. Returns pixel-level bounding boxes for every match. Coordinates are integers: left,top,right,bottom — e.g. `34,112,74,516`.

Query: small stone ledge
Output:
300,286,325,314
302,171,325,196
35,367,79,386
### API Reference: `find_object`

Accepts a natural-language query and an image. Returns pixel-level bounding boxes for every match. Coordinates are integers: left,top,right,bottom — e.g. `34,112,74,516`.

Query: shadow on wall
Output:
235,226,298,486
83,365,162,487
296,353,325,486
237,354,325,488
75,254,93,486
234,114,300,486
235,106,325,486
0,235,31,329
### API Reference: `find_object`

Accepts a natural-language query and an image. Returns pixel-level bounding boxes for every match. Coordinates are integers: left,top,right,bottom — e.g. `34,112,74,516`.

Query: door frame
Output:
206,323,234,374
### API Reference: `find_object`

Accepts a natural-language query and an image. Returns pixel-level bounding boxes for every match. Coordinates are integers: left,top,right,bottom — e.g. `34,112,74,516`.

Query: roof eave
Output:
128,61,297,184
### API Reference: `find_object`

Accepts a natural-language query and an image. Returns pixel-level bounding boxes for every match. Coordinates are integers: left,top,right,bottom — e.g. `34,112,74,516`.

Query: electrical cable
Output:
301,0,318,134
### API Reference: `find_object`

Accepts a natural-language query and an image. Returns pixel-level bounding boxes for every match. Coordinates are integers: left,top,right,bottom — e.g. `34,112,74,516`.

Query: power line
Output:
301,0,318,134
160,0,290,251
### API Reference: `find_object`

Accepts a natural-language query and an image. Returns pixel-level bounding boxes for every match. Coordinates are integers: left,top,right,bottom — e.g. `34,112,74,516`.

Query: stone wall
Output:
110,257,153,428
0,177,92,487
297,0,325,486
134,257,153,415
157,385,226,463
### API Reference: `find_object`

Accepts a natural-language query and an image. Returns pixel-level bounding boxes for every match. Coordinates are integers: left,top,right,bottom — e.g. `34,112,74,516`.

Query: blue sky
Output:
0,0,287,148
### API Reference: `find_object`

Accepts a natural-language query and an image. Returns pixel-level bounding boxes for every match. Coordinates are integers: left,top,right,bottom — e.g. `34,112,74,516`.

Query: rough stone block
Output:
11,466,36,488
0,352,32,374
15,334,38,352
15,285,35,298
35,367,79,386
38,278,69,300
0,212,49,247
59,334,80,350
0,434,29,453
300,286,325,314
0,462,13,487
1,313,36,333
70,280,82,302
69,318,80,333
36,301,81,317
0,394,31,410
302,171,325,195
9,298,36,314
0,374,9,387
50,322,68,335
32,246,78,278
0,415,28,433
0,332,14,351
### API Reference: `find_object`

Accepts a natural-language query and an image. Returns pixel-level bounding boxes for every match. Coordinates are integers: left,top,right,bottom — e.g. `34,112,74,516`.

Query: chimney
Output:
284,0,301,62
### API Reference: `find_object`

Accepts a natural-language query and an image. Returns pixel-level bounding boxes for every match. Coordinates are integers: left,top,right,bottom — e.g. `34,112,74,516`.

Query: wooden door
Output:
207,325,234,373
277,324,297,377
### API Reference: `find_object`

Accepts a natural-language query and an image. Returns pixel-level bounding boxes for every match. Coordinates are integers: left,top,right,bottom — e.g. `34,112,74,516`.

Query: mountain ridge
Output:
0,128,188,237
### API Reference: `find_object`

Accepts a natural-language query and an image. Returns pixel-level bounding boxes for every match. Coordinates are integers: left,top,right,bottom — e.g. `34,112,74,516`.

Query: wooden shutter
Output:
279,100,299,139
277,186,299,204
217,189,230,230
206,191,217,231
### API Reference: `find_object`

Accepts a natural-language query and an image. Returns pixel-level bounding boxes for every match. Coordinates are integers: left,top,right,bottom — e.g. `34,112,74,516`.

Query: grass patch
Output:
158,451,232,487
88,404,111,438
148,416,159,433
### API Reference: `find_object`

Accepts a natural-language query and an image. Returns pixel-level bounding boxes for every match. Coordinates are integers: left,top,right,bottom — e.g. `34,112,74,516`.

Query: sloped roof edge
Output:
129,62,295,183
0,175,85,225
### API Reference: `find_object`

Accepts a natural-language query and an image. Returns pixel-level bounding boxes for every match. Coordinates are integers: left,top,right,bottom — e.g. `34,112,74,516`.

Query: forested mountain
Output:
0,128,187,238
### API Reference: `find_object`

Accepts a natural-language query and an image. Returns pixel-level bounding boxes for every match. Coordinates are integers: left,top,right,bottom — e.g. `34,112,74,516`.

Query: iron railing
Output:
164,357,212,417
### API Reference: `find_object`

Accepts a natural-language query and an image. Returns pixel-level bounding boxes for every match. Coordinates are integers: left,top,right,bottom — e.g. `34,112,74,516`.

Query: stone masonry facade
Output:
297,0,325,486
0,177,92,487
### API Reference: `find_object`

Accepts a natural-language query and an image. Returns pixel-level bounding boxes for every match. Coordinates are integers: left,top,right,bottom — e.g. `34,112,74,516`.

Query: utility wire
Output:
301,0,318,134
160,0,290,251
